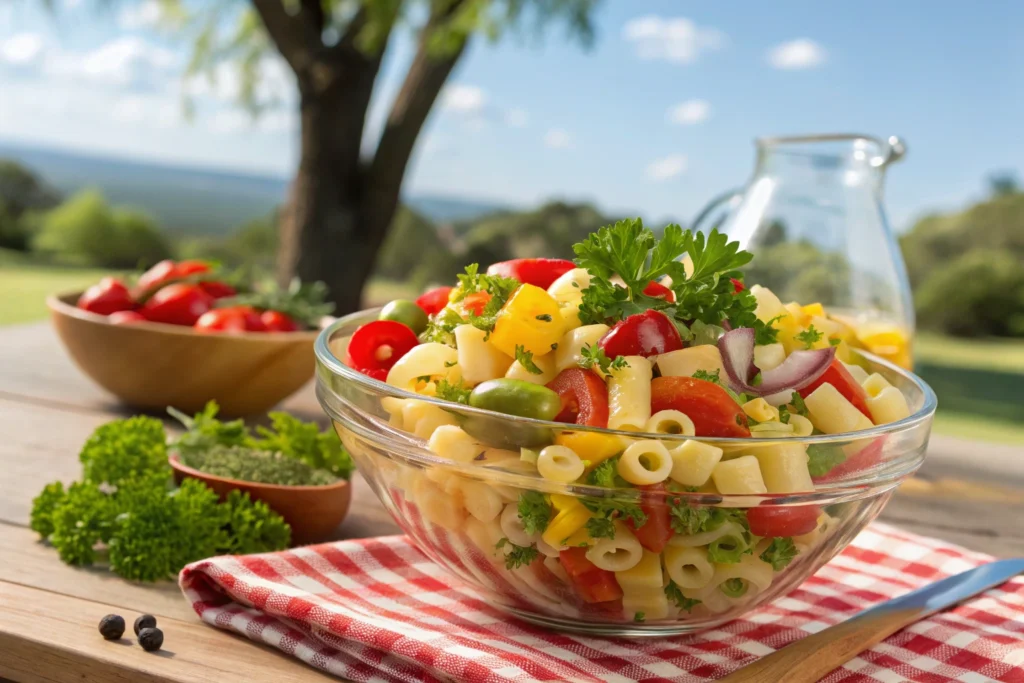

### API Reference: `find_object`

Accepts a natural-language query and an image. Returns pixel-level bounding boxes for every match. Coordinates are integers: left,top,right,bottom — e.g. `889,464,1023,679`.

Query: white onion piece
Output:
763,389,795,407
718,328,836,397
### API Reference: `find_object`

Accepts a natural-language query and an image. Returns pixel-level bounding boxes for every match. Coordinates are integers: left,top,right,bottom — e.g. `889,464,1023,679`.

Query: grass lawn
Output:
916,333,1024,373
932,411,1024,445
0,264,108,325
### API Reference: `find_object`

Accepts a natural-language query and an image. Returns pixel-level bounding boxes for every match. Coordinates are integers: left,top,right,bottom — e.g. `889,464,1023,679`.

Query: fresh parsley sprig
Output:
578,344,629,375
515,345,543,375
495,538,540,570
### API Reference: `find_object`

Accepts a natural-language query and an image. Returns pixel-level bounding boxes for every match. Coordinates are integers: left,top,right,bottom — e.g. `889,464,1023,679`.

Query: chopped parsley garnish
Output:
720,578,749,598
668,501,751,563
421,307,466,346
581,495,647,532
796,325,824,349
435,379,472,404
778,404,792,424
515,345,543,375
789,392,809,417
755,314,786,345
586,456,629,488
578,344,629,375
572,219,772,342
535,314,553,322
517,491,552,535
692,369,722,384
585,516,615,540
452,264,520,333
807,444,847,477
633,612,645,623
759,537,798,571
829,337,842,346
665,581,701,612
495,538,540,570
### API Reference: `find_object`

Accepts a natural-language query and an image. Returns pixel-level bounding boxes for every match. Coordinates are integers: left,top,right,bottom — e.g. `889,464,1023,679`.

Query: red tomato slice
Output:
599,310,684,358
799,359,872,419
650,376,750,437
261,310,300,332
627,484,673,553
546,368,609,428
416,286,454,316
746,505,820,538
486,258,576,290
140,284,214,326
558,547,623,603
347,320,419,372
462,291,492,316
642,281,676,302
77,277,135,316
345,361,388,382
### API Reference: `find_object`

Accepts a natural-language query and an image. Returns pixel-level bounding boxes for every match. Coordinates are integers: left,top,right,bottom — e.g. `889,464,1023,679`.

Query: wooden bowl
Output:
169,454,352,546
48,292,318,417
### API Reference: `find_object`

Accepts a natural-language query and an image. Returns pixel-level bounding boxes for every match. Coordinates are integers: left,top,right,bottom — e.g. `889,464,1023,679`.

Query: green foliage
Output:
221,489,292,555
578,343,629,375
0,159,60,250
50,481,119,566
759,537,798,571
79,416,169,488
32,190,171,268
664,580,701,612
376,206,456,285
915,249,1024,337
219,278,335,329
29,481,66,539
494,538,540,570
178,214,277,272
586,456,628,488
517,491,551,534
251,411,354,480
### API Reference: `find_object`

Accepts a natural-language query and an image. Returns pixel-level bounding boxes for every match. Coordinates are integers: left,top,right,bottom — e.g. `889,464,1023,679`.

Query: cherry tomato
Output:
731,278,745,293
642,280,676,302
746,505,820,538
558,547,623,603
194,306,265,333
141,284,214,326
650,376,751,437
546,368,609,427
77,277,135,316
416,286,454,316
462,291,492,316
798,359,872,419
137,259,211,294
198,281,237,299
627,484,673,553
599,310,684,359
347,320,419,375
261,310,300,332
486,258,576,290
107,310,147,325
347,364,388,381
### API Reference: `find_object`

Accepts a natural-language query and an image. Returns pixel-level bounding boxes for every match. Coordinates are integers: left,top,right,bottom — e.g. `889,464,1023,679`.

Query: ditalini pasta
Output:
340,220,922,625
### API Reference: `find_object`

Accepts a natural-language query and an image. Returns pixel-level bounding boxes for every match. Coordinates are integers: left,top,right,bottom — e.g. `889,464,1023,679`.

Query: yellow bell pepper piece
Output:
541,498,593,548
555,431,622,466
489,284,563,358
801,302,826,318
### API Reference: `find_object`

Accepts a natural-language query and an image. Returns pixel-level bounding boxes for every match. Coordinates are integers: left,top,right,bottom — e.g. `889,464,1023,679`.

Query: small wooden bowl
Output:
48,292,319,417
169,454,352,546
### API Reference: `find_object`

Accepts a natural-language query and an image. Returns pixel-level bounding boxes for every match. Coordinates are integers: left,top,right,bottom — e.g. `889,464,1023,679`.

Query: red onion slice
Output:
718,327,836,397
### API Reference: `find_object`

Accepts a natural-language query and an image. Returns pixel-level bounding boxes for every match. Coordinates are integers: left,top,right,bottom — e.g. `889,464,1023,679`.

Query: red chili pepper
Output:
642,280,676,302
77,277,136,316
346,321,419,376
486,258,576,289
598,310,683,358
415,286,454,316
731,278,745,293
546,368,609,427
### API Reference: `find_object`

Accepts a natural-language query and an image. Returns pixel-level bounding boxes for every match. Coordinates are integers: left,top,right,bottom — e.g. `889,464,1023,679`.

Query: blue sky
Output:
1,1,1022,229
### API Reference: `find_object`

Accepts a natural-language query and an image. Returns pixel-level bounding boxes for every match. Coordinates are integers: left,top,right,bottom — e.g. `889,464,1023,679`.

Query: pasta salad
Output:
340,219,916,623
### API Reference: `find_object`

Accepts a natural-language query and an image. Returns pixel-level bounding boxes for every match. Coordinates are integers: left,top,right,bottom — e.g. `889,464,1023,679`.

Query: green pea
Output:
379,299,428,334
468,379,562,421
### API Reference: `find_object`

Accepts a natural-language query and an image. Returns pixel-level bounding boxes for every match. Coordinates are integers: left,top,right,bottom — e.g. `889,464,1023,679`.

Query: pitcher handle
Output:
876,135,907,168
690,188,744,232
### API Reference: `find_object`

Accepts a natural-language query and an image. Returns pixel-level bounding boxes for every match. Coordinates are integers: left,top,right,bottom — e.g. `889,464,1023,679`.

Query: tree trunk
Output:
277,70,378,315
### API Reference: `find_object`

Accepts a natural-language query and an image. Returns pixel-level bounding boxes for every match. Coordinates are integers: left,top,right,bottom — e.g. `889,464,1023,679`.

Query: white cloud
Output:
667,99,711,125
63,0,83,7
544,129,571,149
622,16,724,64
505,108,529,128
768,39,826,69
45,37,177,88
111,95,179,128
118,0,163,30
207,107,296,135
441,84,486,113
1,33,45,67
180,57,295,107
646,154,687,181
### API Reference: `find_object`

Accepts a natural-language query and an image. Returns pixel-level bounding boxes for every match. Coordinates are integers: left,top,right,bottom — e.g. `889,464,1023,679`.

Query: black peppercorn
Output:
98,614,125,640
134,614,157,636
138,627,164,652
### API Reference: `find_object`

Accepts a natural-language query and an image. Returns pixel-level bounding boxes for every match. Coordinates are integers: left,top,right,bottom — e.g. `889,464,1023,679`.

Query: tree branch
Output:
362,7,470,237
250,0,323,77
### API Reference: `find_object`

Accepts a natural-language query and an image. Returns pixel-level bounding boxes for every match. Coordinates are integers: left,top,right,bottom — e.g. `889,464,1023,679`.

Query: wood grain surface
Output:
0,322,1021,683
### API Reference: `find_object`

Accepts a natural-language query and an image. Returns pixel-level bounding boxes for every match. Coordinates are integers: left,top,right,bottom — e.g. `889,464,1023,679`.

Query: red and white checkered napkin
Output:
179,522,1024,683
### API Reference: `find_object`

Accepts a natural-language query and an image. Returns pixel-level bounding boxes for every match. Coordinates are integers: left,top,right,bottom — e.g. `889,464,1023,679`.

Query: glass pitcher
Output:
693,134,914,369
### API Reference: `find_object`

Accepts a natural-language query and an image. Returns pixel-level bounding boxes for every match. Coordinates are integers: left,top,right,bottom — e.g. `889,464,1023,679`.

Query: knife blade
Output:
720,558,1024,683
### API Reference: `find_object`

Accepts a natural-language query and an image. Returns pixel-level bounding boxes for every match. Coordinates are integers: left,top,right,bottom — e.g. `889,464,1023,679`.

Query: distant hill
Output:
0,142,509,234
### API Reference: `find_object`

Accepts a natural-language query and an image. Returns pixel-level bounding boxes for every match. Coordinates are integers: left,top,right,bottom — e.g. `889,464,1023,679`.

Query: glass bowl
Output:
314,311,936,636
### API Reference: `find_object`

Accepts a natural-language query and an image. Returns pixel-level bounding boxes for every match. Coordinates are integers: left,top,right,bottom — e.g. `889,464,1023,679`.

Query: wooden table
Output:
1,322,1022,682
